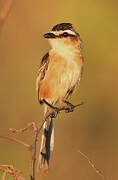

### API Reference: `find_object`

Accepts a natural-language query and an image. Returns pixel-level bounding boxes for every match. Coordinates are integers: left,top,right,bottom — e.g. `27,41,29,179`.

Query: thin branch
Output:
0,0,15,26
30,103,84,180
0,136,30,149
1,171,6,180
78,150,107,180
0,165,25,180
58,101,84,112
0,102,84,180
0,101,108,180
30,115,50,180
9,122,37,134
30,109,63,179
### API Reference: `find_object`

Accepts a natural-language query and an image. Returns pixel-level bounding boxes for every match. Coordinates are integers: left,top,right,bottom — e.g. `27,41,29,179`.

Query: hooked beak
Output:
44,32,56,39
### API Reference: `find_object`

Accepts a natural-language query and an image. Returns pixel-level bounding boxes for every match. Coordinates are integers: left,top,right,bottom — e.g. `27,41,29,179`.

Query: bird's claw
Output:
65,105,74,113
50,107,60,118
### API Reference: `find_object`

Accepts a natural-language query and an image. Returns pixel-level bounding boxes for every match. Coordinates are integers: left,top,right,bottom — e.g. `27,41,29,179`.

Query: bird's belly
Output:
60,62,80,89
59,61,81,98
39,57,82,104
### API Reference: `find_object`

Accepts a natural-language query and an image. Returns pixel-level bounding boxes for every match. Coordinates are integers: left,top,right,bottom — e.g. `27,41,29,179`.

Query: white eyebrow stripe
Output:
51,30,76,36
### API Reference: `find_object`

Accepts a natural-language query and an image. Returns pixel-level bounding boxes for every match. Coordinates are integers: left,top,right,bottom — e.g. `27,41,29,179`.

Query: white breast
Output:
49,38,82,100
50,39,81,87
49,39,77,60
60,58,81,90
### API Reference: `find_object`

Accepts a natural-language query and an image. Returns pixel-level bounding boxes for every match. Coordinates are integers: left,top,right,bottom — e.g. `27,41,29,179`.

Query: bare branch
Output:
1,171,6,180
30,117,48,180
0,136,30,149
78,150,107,180
30,102,84,180
0,0,15,26
59,101,84,112
0,102,85,180
9,122,37,134
0,165,25,180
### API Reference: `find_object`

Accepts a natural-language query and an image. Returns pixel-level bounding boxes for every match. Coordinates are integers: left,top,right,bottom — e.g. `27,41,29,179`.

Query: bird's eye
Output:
63,32,68,37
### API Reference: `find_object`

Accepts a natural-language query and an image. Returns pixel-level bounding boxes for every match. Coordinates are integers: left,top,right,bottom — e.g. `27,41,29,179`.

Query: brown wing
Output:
36,52,49,103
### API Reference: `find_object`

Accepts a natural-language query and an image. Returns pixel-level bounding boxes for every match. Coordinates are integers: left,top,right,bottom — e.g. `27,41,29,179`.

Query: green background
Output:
0,0,118,179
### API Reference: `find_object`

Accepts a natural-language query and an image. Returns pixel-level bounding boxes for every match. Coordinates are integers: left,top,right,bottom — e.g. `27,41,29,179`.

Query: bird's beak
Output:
44,32,56,38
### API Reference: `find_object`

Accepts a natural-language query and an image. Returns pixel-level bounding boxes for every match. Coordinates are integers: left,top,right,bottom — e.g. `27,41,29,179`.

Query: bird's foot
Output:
42,99,60,118
49,107,60,118
42,99,84,117
64,100,75,113
64,100,84,113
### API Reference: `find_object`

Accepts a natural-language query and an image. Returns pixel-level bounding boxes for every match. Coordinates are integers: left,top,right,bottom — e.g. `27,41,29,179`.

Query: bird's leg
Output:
42,99,84,117
42,99,60,118
63,100,84,113
63,100,75,113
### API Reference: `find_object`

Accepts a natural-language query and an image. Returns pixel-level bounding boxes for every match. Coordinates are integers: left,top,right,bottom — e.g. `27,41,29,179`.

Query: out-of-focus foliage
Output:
0,0,118,179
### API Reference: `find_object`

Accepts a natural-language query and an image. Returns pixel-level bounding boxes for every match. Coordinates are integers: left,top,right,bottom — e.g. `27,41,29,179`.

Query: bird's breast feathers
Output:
39,49,83,103
49,50,83,87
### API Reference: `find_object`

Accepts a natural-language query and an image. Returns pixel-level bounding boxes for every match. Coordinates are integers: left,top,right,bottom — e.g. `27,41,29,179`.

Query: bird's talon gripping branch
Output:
50,112,57,118
65,106,74,113
65,109,70,113
64,100,75,113
50,107,59,118
54,107,60,113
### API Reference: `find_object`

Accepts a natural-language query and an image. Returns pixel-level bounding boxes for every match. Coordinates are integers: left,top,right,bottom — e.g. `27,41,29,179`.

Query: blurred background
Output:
0,0,118,179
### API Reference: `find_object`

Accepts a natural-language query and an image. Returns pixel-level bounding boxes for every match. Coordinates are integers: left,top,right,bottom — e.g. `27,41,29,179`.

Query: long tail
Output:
37,106,54,171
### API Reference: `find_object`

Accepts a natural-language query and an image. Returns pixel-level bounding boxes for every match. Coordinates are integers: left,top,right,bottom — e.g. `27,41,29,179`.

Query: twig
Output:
78,150,107,180
1,171,6,180
0,136,30,149
9,122,37,134
0,102,84,180
0,0,15,26
58,101,84,112
0,165,25,180
30,110,52,180
29,103,84,180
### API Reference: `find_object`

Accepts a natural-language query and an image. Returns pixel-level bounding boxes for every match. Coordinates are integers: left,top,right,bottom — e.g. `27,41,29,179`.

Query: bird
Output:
36,23,84,171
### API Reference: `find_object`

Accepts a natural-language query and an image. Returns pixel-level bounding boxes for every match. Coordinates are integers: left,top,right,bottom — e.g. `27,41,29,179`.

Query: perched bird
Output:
36,23,84,171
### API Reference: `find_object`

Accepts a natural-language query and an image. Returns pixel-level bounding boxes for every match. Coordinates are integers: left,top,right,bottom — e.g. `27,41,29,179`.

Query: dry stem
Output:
0,165,24,180
78,150,107,180
0,101,107,180
30,109,57,180
9,122,37,134
0,102,84,180
0,136,30,149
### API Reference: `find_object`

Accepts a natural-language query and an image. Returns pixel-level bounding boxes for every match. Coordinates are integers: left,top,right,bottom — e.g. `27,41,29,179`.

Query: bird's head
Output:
44,23,82,50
